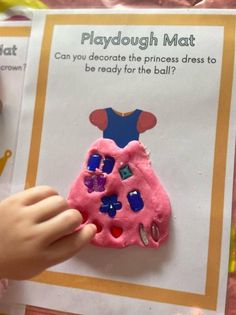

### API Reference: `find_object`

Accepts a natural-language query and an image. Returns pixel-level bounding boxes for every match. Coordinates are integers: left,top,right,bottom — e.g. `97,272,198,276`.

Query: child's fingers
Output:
39,209,83,244
29,195,69,222
46,224,96,265
14,186,58,206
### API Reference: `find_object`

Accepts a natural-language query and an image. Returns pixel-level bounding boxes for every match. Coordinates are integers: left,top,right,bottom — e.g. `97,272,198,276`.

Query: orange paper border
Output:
0,26,30,37
26,14,235,310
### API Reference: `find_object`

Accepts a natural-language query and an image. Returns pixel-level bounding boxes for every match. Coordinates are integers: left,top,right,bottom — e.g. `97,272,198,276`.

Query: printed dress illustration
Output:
68,107,171,248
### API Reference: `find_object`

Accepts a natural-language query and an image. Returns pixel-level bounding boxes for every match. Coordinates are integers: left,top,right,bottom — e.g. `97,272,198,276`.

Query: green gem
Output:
119,165,133,180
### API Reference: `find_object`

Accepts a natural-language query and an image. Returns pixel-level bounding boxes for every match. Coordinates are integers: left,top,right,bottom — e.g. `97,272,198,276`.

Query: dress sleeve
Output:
137,111,157,133
89,109,108,131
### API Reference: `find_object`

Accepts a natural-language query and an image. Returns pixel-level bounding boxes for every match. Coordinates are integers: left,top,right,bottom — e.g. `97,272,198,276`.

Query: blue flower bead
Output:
100,194,122,218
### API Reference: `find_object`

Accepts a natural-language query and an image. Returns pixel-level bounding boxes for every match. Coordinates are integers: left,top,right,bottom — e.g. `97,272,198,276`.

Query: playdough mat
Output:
1,9,236,315
0,21,30,200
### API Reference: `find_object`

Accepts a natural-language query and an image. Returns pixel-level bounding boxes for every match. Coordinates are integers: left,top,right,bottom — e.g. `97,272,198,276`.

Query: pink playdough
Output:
68,138,171,248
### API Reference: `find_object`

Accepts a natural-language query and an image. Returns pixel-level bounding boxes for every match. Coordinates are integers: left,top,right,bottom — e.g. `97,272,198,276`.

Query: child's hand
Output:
0,186,96,280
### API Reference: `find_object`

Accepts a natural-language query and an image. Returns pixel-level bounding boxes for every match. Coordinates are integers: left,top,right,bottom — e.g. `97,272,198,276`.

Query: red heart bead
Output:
111,226,123,238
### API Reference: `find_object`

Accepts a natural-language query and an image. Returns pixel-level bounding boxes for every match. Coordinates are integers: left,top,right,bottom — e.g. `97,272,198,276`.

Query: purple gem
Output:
84,174,106,193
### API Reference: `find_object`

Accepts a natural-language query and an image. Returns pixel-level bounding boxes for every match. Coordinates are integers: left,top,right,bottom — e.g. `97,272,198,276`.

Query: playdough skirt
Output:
68,138,171,248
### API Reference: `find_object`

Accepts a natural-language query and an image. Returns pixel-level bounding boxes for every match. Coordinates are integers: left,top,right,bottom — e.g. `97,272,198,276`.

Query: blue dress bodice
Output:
103,108,142,148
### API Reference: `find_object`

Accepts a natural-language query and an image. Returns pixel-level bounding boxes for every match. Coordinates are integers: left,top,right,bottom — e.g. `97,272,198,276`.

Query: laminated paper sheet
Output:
1,9,236,315
0,21,31,200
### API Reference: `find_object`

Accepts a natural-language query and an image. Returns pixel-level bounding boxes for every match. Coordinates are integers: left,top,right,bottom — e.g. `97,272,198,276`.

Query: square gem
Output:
119,165,133,180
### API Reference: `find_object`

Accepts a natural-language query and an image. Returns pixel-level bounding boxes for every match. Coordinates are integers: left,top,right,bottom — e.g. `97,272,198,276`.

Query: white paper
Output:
0,21,30,200
4,9,236,315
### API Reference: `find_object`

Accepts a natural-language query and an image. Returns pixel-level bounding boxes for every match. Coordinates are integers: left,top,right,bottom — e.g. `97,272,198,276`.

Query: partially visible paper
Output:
25,305,78,314
0,21,30,200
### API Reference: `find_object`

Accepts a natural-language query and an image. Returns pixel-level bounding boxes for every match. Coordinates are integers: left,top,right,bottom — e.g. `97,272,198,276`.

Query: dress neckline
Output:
110,108,137,117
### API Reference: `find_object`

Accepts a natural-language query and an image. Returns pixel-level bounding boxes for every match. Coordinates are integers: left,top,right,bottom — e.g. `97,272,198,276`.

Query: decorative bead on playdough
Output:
102,156,115,174
119,164,133,180
139,223,149,246
100,194,122,218
84,174,106,193
151,222,160,242
110,226,123,238
68,107,171,248
127,190,144,212
87,154,102,171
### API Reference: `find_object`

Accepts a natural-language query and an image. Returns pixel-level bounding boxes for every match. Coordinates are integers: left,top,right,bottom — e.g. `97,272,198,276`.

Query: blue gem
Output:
87,154,102,171
119,165,133,180
100,194,122,218
102,156,115,174
127,190,144,212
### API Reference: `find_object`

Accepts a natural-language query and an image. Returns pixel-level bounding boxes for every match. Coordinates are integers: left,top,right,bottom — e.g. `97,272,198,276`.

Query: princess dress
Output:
68,108,171,248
